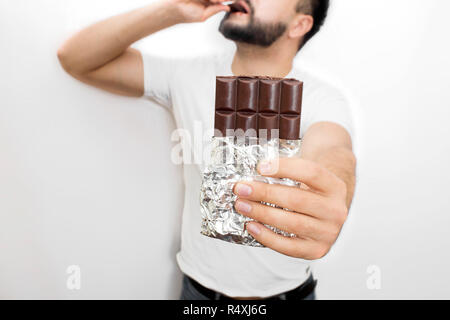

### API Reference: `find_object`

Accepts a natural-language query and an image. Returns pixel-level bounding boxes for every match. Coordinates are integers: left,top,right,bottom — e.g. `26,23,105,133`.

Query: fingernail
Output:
246,223,261,236
235,183,252,197
258,161,272,175
235,200,252,214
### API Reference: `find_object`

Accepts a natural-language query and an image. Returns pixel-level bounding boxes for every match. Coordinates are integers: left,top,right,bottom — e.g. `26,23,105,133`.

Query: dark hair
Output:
296,0,330,49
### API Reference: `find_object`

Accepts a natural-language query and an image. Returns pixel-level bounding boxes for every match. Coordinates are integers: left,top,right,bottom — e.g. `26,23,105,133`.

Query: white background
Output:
1,0,450,299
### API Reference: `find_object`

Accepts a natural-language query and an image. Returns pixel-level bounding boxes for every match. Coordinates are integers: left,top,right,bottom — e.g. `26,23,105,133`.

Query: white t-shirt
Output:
139,46,353,298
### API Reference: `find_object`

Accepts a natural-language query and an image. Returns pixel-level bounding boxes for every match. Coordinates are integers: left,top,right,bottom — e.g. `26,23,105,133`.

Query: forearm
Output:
314,146,356,208
300,122,356,208
57,1,182,75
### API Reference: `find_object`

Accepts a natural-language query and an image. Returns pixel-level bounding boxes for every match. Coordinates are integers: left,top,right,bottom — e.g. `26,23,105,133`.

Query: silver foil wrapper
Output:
200,137,302,247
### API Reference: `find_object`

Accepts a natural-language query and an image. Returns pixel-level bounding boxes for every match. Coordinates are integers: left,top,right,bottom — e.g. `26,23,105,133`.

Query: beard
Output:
219,7,287,47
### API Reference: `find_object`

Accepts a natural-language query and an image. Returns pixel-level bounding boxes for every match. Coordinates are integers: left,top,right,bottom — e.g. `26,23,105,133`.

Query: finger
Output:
235,199,323,240
234,181,331,219
202,4,230,20
258,158,343,194
245,222,326,260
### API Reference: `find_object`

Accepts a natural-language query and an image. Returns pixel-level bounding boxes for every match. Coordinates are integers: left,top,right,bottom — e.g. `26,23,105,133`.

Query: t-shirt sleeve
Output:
301,79,355,140
139,50,175,109
138,50,219,110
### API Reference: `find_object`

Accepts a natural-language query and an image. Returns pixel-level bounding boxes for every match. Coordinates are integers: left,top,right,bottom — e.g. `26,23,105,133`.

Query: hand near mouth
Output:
170,0,231,23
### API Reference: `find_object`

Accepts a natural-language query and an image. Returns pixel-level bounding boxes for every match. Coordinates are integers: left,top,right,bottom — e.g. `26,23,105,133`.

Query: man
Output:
57,0,356,300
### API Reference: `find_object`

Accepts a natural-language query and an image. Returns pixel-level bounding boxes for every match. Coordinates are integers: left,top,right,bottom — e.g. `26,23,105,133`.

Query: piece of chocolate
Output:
215,111,235,137
258,79,281,114
280,80,302,115
258,114,279,140
280,115,301,140
237,78,259,112
236,112,258,134
216,77,237,112
214,76,303,140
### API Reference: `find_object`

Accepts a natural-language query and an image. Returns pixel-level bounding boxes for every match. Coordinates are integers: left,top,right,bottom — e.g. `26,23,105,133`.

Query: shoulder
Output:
291,66,349,104
291,66,356,139
138,43,234,79
138,48,217,70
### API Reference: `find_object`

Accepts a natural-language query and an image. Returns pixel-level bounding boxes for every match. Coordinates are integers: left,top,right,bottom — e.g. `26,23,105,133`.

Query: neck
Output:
231,41,297,78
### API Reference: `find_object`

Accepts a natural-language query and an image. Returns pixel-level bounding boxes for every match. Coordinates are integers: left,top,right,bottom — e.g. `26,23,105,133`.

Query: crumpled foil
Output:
200,137,302,247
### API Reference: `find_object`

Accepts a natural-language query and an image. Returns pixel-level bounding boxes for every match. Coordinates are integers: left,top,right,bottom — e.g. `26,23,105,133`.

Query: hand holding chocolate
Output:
200,76,304,247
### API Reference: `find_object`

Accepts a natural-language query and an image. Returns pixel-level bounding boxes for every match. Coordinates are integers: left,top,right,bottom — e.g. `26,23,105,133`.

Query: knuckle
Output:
311,244,331,260
278,157,293,170
260,183,271,201
325,224,341,242
287,190,305,210
306,163,322,180
336,178,347,197
334,203,349,224
336,177,347,193
291,245,306,259
264,207,280,227
287,189,314,212
251,203,263,220
266,207,289,232
294,216,313,235
326,201,348,225
291,219,303,235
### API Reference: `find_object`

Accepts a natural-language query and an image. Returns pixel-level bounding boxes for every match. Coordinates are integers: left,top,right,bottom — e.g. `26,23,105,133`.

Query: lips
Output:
229,1,251,15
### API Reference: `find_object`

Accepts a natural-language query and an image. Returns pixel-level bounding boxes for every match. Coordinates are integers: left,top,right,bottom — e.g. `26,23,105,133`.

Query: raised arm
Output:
57,0,229,97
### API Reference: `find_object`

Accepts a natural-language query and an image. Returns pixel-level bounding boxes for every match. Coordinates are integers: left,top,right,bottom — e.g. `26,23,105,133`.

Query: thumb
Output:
202,4,229,20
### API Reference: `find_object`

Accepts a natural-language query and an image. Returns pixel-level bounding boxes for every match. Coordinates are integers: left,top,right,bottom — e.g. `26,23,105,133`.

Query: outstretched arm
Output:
233,122,356,259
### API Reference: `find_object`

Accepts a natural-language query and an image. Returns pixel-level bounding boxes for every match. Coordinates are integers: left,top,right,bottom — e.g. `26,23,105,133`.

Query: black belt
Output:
187,275,317,301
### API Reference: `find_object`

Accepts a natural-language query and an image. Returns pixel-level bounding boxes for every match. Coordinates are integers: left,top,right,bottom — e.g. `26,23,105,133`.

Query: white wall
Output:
1,0,450,299
302,0,450,299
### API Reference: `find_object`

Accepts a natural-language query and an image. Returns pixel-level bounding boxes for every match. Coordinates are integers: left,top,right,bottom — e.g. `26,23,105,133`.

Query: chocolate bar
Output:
215,76,303,140
200,75,304,247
